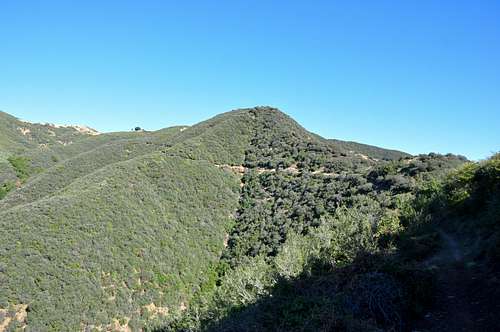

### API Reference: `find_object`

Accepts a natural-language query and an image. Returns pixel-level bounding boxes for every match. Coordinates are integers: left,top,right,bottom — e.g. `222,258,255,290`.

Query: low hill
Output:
0,108,260,330
0,154,240,330
0,111,104,199
0,127,186,209
0,111,98,160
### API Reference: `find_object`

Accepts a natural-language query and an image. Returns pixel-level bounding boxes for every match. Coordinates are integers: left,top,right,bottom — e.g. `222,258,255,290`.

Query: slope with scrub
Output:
0,110,257,330
0,107,476,331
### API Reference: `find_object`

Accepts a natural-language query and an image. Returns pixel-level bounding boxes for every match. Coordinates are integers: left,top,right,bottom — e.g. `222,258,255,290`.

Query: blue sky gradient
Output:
1,1,499,159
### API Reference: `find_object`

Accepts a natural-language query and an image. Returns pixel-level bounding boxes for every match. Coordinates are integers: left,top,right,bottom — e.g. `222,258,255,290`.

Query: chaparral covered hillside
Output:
1,107,497,332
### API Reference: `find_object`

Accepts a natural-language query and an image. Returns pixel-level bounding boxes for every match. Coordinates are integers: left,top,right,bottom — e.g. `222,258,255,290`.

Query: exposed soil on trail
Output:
410,230,500,332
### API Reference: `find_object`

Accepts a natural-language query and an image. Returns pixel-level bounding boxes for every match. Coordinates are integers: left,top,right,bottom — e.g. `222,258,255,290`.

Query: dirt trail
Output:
411,230,497,332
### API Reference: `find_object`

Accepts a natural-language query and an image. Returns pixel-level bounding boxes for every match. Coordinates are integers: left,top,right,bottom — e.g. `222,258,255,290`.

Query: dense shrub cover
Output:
155,108,467,332
0,129,183,208
0,155,241,330
0,111,86,156
329,138,411,161
0,108,477,331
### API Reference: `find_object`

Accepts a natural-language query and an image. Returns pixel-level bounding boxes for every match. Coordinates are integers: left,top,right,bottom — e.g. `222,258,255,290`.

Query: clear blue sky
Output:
1,1,499,160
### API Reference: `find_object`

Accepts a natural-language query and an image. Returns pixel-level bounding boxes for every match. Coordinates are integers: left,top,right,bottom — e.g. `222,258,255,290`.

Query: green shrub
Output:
0,181,14,199
7,156,32,182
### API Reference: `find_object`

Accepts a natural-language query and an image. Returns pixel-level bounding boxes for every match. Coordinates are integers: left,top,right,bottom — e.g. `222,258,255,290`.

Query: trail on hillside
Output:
411,229,497,332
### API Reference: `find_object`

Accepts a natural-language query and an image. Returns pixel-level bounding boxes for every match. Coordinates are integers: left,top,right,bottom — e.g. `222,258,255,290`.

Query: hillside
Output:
328,138,411,161
0,111,104,161
0,107,485,331
0,154,240,330
0,111,98,199
0,127,186,209
0,109,259,330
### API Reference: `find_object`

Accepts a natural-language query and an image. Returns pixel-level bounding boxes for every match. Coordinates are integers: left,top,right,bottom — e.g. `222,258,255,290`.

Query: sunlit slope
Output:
0,153,240,330
0,110,259,330
328,138,411,160
165,108,255,165
0,109,254,208
22,125,194,171
0,111,95,160
0,127,186,209
0,110,104,197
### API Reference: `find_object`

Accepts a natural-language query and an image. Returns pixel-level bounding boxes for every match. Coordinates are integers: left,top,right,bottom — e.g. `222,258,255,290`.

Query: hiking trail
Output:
411,229,497,331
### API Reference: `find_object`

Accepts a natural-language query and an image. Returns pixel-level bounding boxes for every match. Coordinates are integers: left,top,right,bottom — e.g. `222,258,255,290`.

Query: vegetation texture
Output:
0,107,495,332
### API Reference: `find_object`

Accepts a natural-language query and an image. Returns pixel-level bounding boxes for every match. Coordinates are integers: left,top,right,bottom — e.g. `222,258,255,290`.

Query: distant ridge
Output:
329,138,411,160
